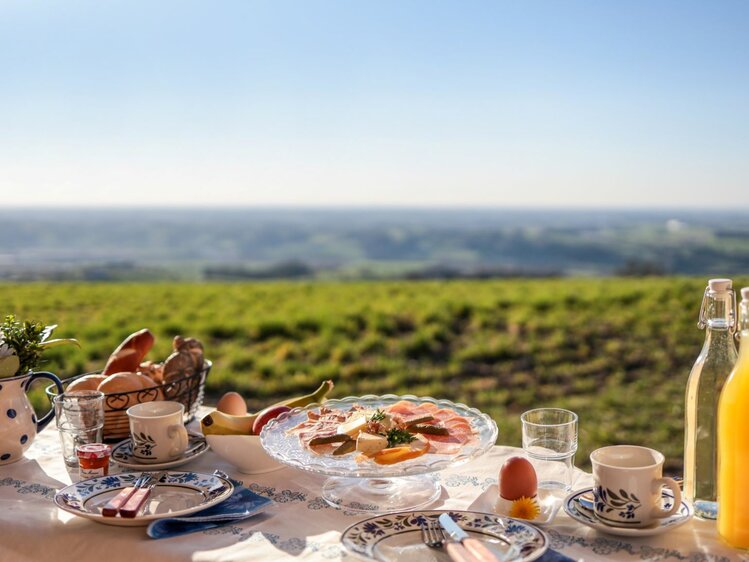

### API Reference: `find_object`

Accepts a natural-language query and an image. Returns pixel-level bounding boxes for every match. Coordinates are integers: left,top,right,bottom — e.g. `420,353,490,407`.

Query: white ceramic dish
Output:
54,471,233,527
111,433,209,470
563,487,693,537
494,487,562,526
206,434,283,474
341,509,548,562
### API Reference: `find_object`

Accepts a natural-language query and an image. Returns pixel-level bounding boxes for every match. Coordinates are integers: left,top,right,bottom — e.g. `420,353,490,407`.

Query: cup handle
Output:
25,371,64,432
168,424,189,458
651,477,681,518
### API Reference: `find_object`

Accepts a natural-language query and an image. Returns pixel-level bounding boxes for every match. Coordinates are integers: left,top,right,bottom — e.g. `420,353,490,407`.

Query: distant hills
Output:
1,207,748,280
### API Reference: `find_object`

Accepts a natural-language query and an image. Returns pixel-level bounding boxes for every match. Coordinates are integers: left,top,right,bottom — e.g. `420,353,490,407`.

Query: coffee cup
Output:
126,401,189,463
590,445,681,528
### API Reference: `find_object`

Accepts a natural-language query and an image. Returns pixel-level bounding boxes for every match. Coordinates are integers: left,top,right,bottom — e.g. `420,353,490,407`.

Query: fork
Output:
421,519,479,562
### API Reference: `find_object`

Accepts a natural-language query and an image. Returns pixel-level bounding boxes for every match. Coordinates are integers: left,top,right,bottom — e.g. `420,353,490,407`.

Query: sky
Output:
1,0,747,209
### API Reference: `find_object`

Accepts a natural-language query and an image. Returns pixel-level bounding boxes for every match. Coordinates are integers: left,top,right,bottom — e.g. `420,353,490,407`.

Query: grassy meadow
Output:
3,278,742,472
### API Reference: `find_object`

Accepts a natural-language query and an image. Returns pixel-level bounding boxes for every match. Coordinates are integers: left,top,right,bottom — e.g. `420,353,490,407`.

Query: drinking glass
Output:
53,391,105,468
521,408,578,493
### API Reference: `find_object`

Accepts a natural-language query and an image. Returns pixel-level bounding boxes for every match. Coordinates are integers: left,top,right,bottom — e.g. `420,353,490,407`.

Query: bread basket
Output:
46,360,211,441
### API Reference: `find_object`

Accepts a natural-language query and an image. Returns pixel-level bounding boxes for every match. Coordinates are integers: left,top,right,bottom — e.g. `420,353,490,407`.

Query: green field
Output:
3,278,742,472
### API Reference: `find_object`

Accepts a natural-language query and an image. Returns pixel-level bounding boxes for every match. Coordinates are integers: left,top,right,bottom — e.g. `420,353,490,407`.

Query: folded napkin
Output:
147,484,273,539
537,550,576,562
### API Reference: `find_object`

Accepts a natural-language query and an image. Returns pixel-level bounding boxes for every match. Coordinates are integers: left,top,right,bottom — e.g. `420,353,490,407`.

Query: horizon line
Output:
2,204,749,213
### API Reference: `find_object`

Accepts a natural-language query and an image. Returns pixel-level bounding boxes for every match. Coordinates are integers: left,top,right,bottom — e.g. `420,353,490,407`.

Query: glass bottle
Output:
684,278,737,519
718,286,749,548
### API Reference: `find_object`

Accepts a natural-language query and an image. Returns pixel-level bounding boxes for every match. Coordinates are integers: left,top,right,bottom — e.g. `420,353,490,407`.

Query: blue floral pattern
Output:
548,529,734,562
55,471,232,516
565,488,693,536
594,485,643,523
0,477,56,499
341,510,547,558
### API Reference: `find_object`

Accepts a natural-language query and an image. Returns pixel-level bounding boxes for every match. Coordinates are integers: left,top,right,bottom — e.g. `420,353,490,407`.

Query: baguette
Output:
102,329,155,376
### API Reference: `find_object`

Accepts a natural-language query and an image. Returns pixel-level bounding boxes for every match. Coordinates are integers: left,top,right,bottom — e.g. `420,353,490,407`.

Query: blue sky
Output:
1,1,747,208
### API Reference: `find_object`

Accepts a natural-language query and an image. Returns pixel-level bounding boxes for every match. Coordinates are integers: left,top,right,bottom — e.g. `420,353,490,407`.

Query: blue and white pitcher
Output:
0,371,63,465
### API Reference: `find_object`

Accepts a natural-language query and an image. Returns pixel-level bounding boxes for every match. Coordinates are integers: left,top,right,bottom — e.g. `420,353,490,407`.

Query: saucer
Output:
111,433,209,470
563,487,693,537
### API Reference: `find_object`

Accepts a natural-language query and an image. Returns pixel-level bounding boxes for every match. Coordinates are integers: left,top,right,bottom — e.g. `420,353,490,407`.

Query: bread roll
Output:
103,329,155,376
66,374,107,393
134,372,158,389
162,350,196,383
173,336,204,371
134,373,164,401
139,360,164,384
97,372,144,395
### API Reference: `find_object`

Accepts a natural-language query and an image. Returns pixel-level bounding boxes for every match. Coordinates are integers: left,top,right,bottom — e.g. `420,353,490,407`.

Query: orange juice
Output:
717,286,749,548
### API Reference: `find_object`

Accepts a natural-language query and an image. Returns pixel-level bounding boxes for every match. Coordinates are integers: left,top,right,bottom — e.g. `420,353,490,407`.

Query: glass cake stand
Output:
260,394,498,514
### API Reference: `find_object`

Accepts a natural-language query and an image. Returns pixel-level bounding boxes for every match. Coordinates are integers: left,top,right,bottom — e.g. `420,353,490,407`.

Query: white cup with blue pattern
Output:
591,445,682,528
127,401,188,463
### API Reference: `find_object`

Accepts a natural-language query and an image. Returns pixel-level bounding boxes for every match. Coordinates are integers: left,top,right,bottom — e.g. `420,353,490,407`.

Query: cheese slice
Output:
337,414,367,437
356,432,388,455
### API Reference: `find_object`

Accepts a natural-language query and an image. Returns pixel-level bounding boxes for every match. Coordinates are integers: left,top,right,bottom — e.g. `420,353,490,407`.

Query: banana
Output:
201,410,255,435
201,379,334,436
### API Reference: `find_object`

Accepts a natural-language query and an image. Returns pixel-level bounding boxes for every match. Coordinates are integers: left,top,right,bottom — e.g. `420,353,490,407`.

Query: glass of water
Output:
53,391,105,468
521,408,578,493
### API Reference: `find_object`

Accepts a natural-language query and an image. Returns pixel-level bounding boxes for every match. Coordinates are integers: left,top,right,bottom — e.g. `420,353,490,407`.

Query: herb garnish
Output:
386,428,415,447
369,409,386,422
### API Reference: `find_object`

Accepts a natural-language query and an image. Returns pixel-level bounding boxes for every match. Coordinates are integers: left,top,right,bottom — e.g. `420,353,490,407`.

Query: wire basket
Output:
46,360,211,441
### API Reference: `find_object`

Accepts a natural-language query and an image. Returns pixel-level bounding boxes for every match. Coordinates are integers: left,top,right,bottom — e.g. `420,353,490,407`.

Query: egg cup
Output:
496,489,562,525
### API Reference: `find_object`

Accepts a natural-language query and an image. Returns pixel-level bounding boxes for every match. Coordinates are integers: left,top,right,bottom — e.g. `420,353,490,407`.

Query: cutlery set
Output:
421,514,510,562
101,472,167,518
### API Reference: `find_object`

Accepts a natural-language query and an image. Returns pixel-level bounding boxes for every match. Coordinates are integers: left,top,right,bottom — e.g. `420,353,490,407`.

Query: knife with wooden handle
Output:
445,541,482,562
101,473,150,517
119,472,167,519
439,513,500,562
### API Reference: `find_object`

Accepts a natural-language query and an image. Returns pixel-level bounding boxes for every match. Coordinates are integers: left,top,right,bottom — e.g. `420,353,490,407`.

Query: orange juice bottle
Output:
718,286,749,548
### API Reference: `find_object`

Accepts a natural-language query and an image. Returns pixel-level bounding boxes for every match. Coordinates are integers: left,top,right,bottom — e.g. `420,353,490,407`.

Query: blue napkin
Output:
147,485,273,539
538,550,576,562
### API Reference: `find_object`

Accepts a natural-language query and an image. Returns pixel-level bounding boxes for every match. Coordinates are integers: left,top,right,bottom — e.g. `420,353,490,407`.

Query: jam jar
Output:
76,443,111,479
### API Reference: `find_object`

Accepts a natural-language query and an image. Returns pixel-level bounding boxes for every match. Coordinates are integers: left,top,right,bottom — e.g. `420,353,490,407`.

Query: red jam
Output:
76,444,111,479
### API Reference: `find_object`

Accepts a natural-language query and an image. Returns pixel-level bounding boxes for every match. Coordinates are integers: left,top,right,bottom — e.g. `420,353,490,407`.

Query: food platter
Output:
260,394,498,513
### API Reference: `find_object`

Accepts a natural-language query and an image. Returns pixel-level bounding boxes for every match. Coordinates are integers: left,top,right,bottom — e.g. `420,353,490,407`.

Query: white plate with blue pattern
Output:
54,471,234,526
563,487,693,537
341,510,549,561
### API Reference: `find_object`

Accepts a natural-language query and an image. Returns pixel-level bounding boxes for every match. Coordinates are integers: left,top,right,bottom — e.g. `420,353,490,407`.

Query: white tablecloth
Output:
0,421,741,562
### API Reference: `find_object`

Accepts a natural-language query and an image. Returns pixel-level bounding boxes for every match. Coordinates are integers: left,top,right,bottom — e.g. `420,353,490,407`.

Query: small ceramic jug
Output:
0,371,63,465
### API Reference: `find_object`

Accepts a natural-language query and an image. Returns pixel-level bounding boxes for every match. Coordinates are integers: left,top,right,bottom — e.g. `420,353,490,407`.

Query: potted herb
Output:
0,315,78,464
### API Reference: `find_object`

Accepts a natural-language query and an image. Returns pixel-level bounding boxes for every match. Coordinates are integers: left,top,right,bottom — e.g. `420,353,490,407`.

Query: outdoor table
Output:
0,420,739,562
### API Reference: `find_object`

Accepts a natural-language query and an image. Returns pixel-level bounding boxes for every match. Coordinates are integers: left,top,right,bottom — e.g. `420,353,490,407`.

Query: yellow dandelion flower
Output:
509,496,540,520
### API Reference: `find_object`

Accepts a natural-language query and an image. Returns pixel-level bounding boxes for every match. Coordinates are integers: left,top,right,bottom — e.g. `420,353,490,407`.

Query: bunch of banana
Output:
201,379,334,435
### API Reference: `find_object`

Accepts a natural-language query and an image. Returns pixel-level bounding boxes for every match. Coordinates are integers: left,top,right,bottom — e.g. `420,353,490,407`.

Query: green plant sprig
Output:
0,315,79,378
386,428,415,447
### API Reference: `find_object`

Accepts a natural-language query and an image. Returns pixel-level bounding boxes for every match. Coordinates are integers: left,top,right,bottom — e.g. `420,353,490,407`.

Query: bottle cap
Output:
742,287,749,300
708,278,732,293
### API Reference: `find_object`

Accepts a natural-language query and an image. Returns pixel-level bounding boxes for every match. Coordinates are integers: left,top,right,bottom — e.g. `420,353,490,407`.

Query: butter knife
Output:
438,513,500,562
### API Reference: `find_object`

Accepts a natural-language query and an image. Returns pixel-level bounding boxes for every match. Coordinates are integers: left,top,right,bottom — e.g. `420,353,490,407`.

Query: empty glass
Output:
521,408,578,493
53,391,105,468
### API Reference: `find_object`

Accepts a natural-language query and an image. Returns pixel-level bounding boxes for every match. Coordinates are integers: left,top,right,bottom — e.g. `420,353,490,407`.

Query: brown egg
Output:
499,456,538,500
216,392,248,416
